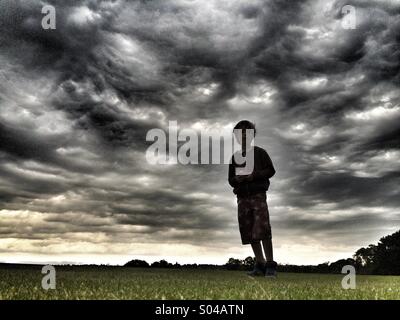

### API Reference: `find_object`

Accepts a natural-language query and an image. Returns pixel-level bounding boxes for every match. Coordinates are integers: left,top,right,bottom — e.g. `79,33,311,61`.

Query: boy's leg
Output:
262,238,273,262
252,193,273,263
262,238,277,277
252,193,276,276
247,241,266,276
251,242,266,264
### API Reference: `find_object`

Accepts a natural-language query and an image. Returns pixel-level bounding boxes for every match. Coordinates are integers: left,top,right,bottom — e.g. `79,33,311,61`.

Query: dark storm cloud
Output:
0,0,399,263
360,127,400,151
284,172,400,209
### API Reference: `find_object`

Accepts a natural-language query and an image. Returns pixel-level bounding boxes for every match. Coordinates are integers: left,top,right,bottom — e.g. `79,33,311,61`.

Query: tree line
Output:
125,229,400,275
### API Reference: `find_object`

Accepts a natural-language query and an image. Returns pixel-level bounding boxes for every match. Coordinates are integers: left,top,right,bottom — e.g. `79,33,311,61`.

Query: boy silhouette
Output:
229,120,277,277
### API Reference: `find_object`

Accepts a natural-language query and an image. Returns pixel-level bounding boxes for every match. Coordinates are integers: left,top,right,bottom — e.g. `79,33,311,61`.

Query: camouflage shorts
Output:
237,193,272,245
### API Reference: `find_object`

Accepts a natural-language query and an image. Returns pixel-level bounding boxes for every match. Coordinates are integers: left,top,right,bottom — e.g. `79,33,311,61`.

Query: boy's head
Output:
233,120,256,147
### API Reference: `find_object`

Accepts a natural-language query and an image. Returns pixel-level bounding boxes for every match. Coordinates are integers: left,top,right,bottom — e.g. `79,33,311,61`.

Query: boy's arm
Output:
252,150,276,180
228,158,239,188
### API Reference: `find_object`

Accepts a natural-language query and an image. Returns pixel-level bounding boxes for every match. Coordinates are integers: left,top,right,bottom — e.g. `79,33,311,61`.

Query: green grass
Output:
0,266,399,300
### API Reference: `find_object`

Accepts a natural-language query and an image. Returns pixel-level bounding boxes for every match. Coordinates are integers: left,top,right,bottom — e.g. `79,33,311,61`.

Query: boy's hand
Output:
235,174,253,183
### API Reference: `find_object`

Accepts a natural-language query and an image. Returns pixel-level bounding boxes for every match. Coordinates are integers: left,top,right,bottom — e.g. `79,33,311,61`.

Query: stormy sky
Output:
0,0,399,265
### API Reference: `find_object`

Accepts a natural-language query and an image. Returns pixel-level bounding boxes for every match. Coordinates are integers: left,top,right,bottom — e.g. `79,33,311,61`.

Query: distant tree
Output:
124,259,150,268
243,256,255,270
329,258,355,273
374,230,400,275
354,245,377,273
354,230,400,275
225,258,243,270
316,262,330,274
151,259,172,268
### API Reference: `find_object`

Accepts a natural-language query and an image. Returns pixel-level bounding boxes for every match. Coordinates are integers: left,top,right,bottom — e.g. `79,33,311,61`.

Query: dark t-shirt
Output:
228,146,276,196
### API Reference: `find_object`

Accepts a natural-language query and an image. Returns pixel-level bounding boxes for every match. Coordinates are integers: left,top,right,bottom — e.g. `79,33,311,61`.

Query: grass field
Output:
1,266,399,300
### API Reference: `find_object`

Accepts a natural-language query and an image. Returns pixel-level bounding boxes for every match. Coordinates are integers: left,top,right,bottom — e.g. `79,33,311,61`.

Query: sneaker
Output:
265,261,277,278
247,262,266,277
